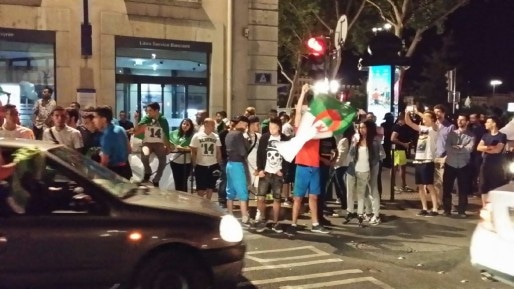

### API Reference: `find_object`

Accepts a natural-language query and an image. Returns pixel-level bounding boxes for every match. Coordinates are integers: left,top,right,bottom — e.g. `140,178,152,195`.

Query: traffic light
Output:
307,37,326,56
304,37,327,79
445,69,456,92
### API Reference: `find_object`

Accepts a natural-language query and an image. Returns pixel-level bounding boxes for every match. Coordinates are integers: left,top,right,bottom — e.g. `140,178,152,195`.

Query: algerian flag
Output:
277,94,356,162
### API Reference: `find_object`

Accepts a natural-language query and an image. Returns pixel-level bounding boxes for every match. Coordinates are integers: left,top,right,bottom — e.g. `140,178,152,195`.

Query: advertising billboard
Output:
367,65,392,122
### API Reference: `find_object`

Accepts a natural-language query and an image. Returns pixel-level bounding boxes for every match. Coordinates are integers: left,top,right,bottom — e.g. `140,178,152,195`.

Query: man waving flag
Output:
276,90,356,163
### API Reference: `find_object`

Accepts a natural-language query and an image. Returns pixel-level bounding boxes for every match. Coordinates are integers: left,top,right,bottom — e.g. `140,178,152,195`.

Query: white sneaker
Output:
255,209,262,222
369,215,381,226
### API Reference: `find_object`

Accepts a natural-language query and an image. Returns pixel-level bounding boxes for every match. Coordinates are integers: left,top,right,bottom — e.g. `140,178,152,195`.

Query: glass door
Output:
116,82,188,130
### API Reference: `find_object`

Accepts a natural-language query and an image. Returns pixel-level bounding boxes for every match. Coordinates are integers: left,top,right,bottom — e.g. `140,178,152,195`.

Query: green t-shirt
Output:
135,114,170,141
169,129,193,147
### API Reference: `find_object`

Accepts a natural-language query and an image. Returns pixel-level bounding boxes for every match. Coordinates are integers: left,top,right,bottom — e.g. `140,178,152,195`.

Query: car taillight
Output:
480,203,496,232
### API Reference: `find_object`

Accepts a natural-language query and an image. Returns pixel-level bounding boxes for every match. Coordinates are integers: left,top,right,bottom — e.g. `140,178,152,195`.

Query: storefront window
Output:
114,36,211,129
0,28,55,128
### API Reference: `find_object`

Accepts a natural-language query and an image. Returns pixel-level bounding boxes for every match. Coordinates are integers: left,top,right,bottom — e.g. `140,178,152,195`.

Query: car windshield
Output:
48,147,138,198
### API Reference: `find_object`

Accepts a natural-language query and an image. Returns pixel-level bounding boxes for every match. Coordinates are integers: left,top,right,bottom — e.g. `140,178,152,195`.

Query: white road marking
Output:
243,258,343,272
280,276,396,289
246,245,330,262
237,269,363,287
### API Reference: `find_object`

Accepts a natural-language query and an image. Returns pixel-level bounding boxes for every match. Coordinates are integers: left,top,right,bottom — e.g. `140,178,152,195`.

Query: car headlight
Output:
509,162,514,174
219,215,243,243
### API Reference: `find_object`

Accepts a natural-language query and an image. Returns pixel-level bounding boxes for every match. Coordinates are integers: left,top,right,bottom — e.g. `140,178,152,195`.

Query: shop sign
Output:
116,36,211,52
0,27,55,43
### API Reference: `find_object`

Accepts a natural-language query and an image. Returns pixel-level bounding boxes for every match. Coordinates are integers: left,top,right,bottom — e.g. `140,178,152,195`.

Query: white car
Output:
470,182,514,286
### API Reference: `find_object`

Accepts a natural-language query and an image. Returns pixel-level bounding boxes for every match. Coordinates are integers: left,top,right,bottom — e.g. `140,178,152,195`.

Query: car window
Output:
48,147,138,198
0,147,108,217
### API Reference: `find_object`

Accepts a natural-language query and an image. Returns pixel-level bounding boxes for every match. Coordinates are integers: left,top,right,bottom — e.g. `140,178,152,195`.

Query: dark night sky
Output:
340,0,514,95
447,0,514,95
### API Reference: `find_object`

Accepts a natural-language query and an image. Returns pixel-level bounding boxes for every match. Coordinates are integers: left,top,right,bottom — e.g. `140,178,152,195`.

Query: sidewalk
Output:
379,164,482,213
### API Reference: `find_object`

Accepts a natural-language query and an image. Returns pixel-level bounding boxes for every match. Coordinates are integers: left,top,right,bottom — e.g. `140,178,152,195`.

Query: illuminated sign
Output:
366,65,392,122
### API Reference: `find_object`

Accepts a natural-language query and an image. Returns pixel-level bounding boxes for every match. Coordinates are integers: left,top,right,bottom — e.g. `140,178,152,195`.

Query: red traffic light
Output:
307,37,326,56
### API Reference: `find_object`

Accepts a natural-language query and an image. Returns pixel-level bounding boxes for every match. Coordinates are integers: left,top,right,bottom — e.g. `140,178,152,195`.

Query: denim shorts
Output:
257,173,283,200
293,165,320,197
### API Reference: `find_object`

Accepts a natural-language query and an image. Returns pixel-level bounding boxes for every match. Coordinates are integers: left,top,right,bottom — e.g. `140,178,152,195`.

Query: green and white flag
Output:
276,94,356,162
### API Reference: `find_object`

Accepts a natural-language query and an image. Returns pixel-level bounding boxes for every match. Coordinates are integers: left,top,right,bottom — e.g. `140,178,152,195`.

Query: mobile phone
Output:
406,105,414,112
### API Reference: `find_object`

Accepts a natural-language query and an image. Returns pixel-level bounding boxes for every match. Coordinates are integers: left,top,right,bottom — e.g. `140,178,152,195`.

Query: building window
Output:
0,28,56,128
114,36,211,129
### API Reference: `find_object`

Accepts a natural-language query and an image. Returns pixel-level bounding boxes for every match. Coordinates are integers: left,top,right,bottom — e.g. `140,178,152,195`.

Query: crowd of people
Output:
1,85,510,236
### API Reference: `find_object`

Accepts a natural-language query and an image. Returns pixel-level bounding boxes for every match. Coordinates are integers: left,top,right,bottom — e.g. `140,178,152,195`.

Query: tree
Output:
278,0,367,107
365,0,469,95
412,32,459,105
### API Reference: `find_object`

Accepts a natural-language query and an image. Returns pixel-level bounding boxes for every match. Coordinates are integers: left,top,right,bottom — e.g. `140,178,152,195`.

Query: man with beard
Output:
469,113,486,194
442,114,474,217
0,104,34,139
32,86,56,140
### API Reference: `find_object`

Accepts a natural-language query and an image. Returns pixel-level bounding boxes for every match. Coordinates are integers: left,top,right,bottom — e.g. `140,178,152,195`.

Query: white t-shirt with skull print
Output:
265,135,283,174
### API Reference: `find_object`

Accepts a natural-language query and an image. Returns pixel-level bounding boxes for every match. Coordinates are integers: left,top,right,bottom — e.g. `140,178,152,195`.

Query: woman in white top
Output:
345,120,385,226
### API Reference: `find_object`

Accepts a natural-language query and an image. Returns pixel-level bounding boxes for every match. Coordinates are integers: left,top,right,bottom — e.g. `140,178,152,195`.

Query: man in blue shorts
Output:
286,84,330,236
225,116,250,225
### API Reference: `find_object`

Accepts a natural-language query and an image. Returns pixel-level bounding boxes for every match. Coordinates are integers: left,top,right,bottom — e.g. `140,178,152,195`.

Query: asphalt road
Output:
236,203,511,289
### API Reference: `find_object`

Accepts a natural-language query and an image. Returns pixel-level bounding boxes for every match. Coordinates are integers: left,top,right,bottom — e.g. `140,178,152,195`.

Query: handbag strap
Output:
49,128,59,144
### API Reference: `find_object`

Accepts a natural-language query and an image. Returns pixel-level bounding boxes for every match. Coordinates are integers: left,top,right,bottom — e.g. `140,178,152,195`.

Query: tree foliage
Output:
365,0,469,57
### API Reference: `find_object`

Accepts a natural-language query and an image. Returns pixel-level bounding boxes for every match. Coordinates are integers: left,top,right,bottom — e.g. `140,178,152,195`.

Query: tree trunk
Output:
286,69,300,108
285,55,303,108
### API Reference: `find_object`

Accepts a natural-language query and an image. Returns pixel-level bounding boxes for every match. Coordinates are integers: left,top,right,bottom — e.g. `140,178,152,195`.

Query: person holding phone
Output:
477,116,507,207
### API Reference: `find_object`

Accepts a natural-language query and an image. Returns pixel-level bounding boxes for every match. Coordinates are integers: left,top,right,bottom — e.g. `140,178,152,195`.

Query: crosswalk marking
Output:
246,245,329,262
280,276,396,289
243,258,343,272
237,269,363,287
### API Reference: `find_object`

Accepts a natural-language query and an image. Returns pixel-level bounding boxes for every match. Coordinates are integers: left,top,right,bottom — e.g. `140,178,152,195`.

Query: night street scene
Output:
1,0,514,289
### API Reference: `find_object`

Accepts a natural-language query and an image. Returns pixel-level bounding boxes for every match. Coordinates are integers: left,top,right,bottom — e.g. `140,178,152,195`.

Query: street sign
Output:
255,73,272,84
334,15,348,50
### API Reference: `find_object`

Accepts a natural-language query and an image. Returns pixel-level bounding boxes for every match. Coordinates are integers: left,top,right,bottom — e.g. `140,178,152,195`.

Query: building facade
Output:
0,0,278,128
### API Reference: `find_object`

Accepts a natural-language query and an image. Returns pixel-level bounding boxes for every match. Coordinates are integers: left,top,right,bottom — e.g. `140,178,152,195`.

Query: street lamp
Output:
490,79,502,97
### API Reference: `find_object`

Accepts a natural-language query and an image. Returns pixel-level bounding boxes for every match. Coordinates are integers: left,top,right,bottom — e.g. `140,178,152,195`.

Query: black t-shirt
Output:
381,121,394,148
219,129,229,161
392,123,411,151
482,132,507,164
77,126,102,154
319,137,336,164
118,120,134,131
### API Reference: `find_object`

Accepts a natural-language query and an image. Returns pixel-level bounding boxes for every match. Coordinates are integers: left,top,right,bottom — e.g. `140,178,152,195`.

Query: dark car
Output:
0,139,245,289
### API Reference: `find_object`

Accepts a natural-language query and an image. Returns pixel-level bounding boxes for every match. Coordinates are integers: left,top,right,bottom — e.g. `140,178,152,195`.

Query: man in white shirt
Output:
280,114,294,137
190,118,222,200
0,104,34,139
404,108,439,216
244,116,261,193
32,86,56,140
43,106,83,150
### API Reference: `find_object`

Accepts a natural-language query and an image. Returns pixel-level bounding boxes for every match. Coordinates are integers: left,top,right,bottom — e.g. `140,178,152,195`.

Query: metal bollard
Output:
390,144,395,201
